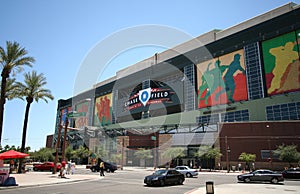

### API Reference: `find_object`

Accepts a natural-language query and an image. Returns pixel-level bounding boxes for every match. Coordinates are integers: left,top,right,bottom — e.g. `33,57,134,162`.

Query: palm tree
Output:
0,41,35,146
162,147,185,168
1,78,20,100
17,71,53,173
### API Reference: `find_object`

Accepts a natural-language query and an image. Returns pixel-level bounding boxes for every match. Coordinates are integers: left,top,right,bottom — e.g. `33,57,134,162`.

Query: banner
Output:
60,107,72,127
74,102,89,128
262,31,300,95
197,49,248,108
94,93,113,126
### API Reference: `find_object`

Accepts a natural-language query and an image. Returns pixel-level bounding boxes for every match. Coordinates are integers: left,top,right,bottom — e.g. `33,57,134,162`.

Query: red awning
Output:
0,150,29,160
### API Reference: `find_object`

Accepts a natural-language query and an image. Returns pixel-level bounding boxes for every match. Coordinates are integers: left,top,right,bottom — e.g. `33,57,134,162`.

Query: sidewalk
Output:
0,166,101,189
188,183,300,194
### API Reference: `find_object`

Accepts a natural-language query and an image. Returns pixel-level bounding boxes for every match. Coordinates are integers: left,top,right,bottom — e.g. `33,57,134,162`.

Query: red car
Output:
33,162,61,172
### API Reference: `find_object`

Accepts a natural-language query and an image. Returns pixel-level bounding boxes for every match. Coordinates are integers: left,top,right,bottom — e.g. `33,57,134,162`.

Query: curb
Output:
0,176,102,190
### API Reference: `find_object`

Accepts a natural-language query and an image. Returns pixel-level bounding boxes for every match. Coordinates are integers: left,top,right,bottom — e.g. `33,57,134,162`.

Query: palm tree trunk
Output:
0,73,8,147
18,101,32,173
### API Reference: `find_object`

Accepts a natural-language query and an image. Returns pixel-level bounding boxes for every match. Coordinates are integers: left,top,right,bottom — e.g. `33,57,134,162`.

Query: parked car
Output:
282,168,300,179
90,162,117,173
33,162,61,172
237,169,284,184
174,166,198,178
144,169,185,186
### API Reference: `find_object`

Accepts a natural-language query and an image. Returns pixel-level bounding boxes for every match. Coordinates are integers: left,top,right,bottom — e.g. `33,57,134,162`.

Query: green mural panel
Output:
197,49,248,108
262,31,300,95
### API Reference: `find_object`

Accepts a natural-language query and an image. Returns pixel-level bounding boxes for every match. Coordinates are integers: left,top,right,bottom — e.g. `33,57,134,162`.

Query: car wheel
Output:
244,178,251,183
159,179,165,186
50,168,53,172
106,168,111,173
91,168,96,172
186,173,192,178
271,178,278,184
178,178,184,185
33,167,38,171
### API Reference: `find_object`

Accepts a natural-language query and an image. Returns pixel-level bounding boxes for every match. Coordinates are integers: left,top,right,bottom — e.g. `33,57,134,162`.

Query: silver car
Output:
174,166,198,178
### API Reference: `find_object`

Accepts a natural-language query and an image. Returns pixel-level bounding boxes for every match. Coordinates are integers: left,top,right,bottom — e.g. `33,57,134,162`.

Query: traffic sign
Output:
67,112,86,118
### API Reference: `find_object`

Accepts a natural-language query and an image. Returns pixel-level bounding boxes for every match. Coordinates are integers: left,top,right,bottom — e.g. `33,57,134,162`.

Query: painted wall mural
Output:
60,106,72,127
262,31,300,96
197,49,248,108
74,101,89,128
94,93,113,126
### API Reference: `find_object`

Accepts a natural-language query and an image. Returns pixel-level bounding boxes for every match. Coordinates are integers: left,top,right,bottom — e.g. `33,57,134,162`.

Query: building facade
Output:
53,3,300,169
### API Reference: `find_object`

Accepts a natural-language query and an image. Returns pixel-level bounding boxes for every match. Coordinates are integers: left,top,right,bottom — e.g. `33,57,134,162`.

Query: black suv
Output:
90,161,117,173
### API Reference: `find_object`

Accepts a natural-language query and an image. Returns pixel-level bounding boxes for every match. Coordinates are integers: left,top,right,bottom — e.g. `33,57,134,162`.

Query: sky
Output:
0,0,299,151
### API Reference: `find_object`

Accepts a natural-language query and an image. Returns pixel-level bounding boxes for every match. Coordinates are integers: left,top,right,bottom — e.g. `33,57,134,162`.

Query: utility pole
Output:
121,137,124,170
53,115,62,174
62,117,69,162
154,133,157,170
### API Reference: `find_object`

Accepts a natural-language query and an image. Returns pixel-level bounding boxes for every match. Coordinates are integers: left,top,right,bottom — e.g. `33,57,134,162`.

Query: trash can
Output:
206,181,214,194
232,166,236,172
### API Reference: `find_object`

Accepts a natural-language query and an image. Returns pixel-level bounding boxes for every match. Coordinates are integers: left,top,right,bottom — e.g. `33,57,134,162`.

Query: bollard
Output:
206,181,214,194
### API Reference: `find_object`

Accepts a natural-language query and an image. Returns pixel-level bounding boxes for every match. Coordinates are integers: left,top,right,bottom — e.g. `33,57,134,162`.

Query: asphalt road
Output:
1,169,299,194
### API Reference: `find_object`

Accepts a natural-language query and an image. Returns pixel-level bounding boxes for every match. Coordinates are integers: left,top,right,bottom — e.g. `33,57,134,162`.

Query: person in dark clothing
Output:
100,161,105,176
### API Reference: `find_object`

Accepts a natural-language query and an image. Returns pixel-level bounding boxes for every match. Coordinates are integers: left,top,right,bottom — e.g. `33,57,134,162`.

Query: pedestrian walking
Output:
67,161,71,175
71,162,76,175
100,161,105,176
238,163,242,171
60,160,67,178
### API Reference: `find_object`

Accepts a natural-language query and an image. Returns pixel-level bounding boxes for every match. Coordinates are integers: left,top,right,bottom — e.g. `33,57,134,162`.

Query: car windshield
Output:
153,170,167,176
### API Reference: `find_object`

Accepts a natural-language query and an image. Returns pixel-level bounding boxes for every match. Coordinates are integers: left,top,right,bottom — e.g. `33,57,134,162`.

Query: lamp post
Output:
121,137,124,170
225,136,231,173
151,133,157,170
227,146,231,173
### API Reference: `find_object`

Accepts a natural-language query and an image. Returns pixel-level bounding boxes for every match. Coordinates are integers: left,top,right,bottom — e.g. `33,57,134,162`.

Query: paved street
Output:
0,166,299,194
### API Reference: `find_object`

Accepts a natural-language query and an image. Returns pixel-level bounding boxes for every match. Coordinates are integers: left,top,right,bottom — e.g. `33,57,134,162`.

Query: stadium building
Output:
54,3,300,170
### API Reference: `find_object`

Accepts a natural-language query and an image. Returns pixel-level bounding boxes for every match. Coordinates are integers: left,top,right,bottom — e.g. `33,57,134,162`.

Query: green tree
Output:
96,145,108,160
238,152,256,171
134,148,153,168
74,146,91,164
194,145,222,170
16,71,53,173
0,41,35,146
194,145,210,159
110,153,122,165
31,147,54,162
274,144,300,167
162,147,185,168
0,78,22,149
1,78,20,100
65,146,76,161
206,147,222,170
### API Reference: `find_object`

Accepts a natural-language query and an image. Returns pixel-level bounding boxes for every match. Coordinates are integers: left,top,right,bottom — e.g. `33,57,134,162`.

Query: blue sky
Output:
0,0,299,151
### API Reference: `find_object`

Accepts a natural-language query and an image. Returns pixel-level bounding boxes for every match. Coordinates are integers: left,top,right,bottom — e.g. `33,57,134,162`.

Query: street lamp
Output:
227,146,231,173
225,136,230,173
151,133,157,170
